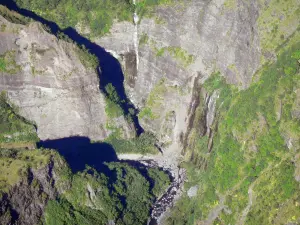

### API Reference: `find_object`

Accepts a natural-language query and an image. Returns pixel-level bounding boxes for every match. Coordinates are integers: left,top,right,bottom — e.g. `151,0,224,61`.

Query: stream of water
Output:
132,0,139,71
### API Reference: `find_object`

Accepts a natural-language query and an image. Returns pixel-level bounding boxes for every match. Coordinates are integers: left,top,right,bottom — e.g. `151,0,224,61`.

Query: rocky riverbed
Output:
119,141,187,224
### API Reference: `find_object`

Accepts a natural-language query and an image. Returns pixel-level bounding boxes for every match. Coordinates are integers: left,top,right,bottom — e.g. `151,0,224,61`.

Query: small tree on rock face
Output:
105,83,120,104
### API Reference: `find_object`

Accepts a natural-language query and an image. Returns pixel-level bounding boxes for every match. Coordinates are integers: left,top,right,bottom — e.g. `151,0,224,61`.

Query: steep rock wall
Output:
95,0,261,147
0,15,110,141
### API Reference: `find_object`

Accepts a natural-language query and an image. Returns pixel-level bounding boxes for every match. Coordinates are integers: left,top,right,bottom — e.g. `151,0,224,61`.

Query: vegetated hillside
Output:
166,42,300,224
0,90,170,225
13,0,177,37
14,0,134,37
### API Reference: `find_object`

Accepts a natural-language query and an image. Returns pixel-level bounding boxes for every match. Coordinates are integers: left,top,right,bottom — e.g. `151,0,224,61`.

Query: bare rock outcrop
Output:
95,0,261,148
0,15,110,141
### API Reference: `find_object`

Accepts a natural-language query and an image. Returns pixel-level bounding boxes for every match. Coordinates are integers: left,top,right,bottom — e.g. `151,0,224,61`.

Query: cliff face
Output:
0,13,112,141
95,0,261,149
0,1,300,224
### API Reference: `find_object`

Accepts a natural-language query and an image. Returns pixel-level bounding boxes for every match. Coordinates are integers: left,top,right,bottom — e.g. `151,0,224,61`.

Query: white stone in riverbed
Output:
187,185,198,198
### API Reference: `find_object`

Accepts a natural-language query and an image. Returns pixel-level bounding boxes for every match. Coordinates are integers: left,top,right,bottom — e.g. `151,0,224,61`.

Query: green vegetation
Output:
147,37,195,67
139,32,149,46
0,50,21,74
45,163,170,225
135,0,186,19
246,160,299,225
167,42,300,224
223,0,237,10
45,198,108,225
106,131,158,154
152,44,195,67
0,91,38,145
139,78,167,120
147,168,171,197
163,46,195,67
75,45,99,70
54,32,99,70
257,0,300,62
14,0,134,37
139,78,187,121
139,107,156,120
104,84,124,119
12,0,187,36
0,5,30,25
0,148,54,192
0,93,169,223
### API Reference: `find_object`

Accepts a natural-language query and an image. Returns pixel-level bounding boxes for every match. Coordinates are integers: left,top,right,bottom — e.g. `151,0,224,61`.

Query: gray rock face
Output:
187,185,199,198
0,16,110,141
95,0,261,146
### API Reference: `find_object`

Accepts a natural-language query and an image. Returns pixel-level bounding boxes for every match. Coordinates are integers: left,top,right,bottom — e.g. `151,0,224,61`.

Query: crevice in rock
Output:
182,74,220,170
182,74,207,154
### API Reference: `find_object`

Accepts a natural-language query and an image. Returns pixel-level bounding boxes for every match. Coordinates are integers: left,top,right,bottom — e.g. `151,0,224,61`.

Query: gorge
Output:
0,0,300,225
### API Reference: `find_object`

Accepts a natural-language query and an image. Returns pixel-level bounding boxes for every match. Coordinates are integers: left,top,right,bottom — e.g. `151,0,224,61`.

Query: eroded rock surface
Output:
0,15,110,140
95,0,261,149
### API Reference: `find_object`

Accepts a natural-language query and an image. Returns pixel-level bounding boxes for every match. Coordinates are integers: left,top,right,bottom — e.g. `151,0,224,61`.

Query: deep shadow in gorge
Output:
1,1,144,135
38,136,170,182
38,137,118,174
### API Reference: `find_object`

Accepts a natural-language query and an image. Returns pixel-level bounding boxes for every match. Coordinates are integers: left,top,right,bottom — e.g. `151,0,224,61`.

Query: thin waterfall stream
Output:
133,0,139,71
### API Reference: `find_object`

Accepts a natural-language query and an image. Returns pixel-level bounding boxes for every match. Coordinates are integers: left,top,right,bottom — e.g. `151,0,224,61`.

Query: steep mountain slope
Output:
0,5,136,141
0,0,299,225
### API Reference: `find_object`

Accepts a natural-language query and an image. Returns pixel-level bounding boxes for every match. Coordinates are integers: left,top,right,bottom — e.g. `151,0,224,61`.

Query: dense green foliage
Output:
75,45,99,70
0,92,38,145
167,43,300,224
0,5,173,225
0,146,170,224
45,198,108,225
147,168,171,197
104,83,124,118
13,0,183,36
0,50,22,74
0,148,56,193
14,0,134,37
45,164,170,225
0,5,30,25
106,131,158,154
135,0,181,18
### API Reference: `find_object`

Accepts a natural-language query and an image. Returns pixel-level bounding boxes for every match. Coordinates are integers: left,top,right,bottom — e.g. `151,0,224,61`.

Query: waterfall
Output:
132,0,139,71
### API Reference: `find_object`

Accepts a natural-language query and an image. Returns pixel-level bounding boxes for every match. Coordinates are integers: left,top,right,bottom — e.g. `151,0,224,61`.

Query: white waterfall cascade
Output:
132,0,139,71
